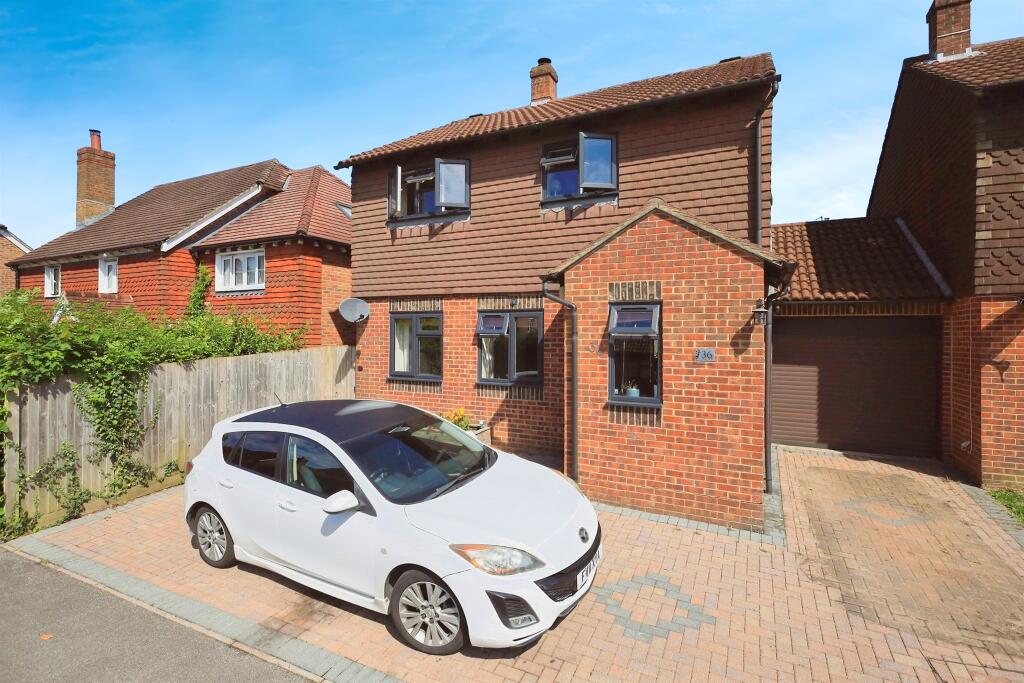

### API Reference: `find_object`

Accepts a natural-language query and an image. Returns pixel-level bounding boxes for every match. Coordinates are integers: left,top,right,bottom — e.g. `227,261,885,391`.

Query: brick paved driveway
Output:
6,447,1024,682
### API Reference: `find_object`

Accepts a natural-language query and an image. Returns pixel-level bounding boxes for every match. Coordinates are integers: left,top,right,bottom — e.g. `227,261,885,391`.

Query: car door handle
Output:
217,478,235,489
278,501,297,512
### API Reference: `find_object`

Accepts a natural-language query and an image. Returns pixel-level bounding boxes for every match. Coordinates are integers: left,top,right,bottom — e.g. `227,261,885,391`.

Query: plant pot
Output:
472,424,492,445
625,388,640,397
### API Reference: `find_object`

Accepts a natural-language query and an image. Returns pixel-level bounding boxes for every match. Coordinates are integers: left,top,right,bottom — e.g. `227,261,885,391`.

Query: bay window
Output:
216,248,265,293
540,132,617,201
388,159,470,221
477,311,542,385
98,257,118,294
608,303,661,405
391,313,443,381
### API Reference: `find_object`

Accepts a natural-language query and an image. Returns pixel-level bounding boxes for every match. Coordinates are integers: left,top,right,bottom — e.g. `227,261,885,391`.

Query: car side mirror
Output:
322,490,360,514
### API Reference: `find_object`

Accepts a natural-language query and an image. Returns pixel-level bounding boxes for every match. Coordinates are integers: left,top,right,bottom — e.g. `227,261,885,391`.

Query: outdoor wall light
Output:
752,299,769,326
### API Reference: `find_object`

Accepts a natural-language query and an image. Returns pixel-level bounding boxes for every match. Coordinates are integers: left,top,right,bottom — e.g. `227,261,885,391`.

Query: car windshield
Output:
340,412,493,504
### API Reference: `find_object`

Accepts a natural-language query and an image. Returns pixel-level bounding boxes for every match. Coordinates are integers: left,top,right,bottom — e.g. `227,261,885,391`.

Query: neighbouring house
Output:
0,225,32,294
9,131,354,346
336,54,793,531
771,0,1024,490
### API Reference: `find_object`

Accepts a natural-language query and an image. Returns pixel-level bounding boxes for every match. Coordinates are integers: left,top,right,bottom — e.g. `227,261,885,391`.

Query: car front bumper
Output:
444,541,602,649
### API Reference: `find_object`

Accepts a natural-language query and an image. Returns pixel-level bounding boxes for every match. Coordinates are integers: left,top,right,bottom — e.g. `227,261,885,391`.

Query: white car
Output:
183,399,601,654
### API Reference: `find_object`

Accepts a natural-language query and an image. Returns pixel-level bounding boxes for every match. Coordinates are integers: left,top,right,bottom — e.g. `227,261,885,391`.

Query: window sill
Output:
476,379,542,388
606,397,662,408
540,193,618,214
388,375,442,384
387,211,470,230
215,289,266,297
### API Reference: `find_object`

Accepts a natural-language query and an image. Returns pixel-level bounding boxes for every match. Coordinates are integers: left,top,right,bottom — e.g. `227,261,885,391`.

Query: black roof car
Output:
234,399,426,445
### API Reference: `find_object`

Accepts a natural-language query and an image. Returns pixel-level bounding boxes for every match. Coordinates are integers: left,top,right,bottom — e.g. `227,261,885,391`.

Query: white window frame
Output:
44,265,61,298
215,248,266,293
98,257,118,294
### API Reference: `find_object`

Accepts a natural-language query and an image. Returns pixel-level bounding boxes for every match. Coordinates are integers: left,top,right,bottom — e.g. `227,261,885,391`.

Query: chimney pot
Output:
529,57,558,105
77,129,115,228
927,0,971,58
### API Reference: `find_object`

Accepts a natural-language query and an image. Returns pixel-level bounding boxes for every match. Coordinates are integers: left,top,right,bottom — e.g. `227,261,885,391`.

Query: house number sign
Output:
694,348,717,363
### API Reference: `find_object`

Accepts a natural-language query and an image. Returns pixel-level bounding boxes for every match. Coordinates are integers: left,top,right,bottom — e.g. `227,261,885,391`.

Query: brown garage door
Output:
771,316,940,458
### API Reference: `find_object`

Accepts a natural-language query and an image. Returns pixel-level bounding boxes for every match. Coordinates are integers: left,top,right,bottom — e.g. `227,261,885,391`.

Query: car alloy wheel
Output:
196,511,228,562
398,581,461,648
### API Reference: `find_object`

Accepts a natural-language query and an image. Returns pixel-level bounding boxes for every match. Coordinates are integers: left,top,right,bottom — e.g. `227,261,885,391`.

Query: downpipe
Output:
542,278,578,481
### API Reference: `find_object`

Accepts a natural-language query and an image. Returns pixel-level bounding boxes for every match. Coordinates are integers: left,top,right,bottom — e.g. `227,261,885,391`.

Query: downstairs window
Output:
477,311,542,385
608,303,661,405
390,313,443,381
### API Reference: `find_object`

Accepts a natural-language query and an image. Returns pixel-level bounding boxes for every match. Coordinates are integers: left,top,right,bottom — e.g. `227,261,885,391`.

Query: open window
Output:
540,132,617,201
391,312,443,381
478,311,542,385
608,303,661,405
98,257,118,294
44,265,61,298
388,160,470,221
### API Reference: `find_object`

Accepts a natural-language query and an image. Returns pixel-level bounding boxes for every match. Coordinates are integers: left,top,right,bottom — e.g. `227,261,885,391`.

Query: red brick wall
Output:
354,296,566,456
349,87,774,297
0,238,25,294
928,0,971,56
564,211,767,531
943,296,1024,490
321,248,354,345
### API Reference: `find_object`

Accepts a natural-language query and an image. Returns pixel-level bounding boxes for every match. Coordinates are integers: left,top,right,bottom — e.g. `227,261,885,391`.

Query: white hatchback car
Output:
184,399,601,654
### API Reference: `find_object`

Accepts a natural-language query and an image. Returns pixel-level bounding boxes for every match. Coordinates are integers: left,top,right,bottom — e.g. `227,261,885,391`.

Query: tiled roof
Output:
909,37,1024,91
771,217,949,301
195,166,352,249
0,225,32,253
337,53,776,167
11,159,288,265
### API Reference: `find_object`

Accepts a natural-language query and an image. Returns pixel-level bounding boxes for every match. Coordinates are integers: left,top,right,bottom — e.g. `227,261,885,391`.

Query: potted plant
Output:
442,408,492,444
623,379,641,398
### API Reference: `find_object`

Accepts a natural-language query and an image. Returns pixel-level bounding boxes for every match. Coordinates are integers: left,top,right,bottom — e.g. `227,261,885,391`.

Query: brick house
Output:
336,55,794,531
0,225,32,294
9,131,354,346
769,0,1024,490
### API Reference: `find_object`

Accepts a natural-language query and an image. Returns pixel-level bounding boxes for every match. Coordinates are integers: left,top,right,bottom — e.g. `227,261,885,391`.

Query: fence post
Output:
3,388,22,519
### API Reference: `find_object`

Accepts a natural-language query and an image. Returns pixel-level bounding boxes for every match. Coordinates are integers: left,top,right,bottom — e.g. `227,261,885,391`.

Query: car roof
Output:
233,399,427,444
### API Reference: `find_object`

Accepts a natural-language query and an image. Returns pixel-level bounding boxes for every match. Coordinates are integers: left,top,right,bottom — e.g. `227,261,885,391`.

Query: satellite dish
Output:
339,297,370,323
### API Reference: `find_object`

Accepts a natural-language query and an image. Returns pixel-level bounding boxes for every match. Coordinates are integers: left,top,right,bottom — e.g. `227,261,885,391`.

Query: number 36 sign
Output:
694,348,717,363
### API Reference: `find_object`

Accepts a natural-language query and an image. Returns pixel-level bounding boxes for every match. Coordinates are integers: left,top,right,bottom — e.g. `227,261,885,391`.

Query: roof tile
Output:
337,53,776,167
910,37,1024,91
771,217,948,302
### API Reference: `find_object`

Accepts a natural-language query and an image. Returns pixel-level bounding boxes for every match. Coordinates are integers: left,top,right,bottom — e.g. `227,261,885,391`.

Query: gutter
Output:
541,277,578,481
752,76,781,246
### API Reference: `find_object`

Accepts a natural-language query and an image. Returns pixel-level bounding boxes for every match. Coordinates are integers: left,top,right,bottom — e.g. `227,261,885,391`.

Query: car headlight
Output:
450,544,545,575
555,468,582,494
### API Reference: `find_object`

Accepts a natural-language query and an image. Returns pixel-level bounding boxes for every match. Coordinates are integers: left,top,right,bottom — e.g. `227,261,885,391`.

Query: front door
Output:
272,434,379,600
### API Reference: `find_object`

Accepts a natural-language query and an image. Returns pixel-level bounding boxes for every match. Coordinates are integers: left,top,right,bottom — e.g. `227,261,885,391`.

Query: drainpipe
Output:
762,262,796,493
753,76,780,247
542,277,578,481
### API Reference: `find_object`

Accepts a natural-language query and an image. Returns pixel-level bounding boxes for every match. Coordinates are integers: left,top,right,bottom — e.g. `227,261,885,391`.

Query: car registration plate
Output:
576,545,601,591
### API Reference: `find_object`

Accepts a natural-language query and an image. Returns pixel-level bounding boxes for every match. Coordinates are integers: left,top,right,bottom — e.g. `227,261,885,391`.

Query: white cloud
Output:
771,111,889,224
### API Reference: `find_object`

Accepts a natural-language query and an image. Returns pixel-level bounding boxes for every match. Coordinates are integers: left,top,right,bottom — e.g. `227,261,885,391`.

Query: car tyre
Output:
390,570,466,655
192,506,236,568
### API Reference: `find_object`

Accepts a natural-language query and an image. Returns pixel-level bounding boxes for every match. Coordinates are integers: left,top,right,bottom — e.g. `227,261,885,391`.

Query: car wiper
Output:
424,465,486,500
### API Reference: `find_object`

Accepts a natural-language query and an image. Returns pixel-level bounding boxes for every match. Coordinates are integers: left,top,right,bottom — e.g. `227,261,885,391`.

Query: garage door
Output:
771,316,940,458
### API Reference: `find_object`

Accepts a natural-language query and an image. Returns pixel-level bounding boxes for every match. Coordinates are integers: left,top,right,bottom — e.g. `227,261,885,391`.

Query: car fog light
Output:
508,614,538,629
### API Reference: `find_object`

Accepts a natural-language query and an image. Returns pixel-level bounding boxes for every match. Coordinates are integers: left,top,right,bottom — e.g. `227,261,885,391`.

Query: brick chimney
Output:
76,129,115,228
927,0,971,58
530,58,557,105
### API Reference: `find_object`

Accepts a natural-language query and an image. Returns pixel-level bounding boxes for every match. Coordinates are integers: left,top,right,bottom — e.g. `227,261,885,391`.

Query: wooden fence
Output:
3,345,355,518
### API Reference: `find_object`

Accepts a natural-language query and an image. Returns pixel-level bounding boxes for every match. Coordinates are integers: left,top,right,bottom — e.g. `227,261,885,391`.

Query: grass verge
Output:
991,490,1024,526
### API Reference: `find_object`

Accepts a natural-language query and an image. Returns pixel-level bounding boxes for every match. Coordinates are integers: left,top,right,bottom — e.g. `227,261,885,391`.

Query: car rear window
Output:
222,432,244,465
236,432,283,479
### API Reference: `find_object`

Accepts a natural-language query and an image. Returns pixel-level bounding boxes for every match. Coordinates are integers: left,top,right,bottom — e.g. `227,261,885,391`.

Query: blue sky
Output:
2,0,1023,249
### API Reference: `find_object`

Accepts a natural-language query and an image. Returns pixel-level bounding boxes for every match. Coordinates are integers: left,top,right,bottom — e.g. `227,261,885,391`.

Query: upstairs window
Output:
388,159,470,220
477,311,542,385
608,303,661,405
98,257,118,294
216,248,265,293
540,132,617,201
391,312,443,381
44,265,61,298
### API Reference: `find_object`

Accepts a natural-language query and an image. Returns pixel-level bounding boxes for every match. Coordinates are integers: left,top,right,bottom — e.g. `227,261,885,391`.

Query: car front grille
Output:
534,525,601,602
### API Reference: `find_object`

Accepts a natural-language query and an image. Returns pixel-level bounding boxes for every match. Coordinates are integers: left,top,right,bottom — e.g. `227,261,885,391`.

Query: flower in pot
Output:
623,379,641,398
